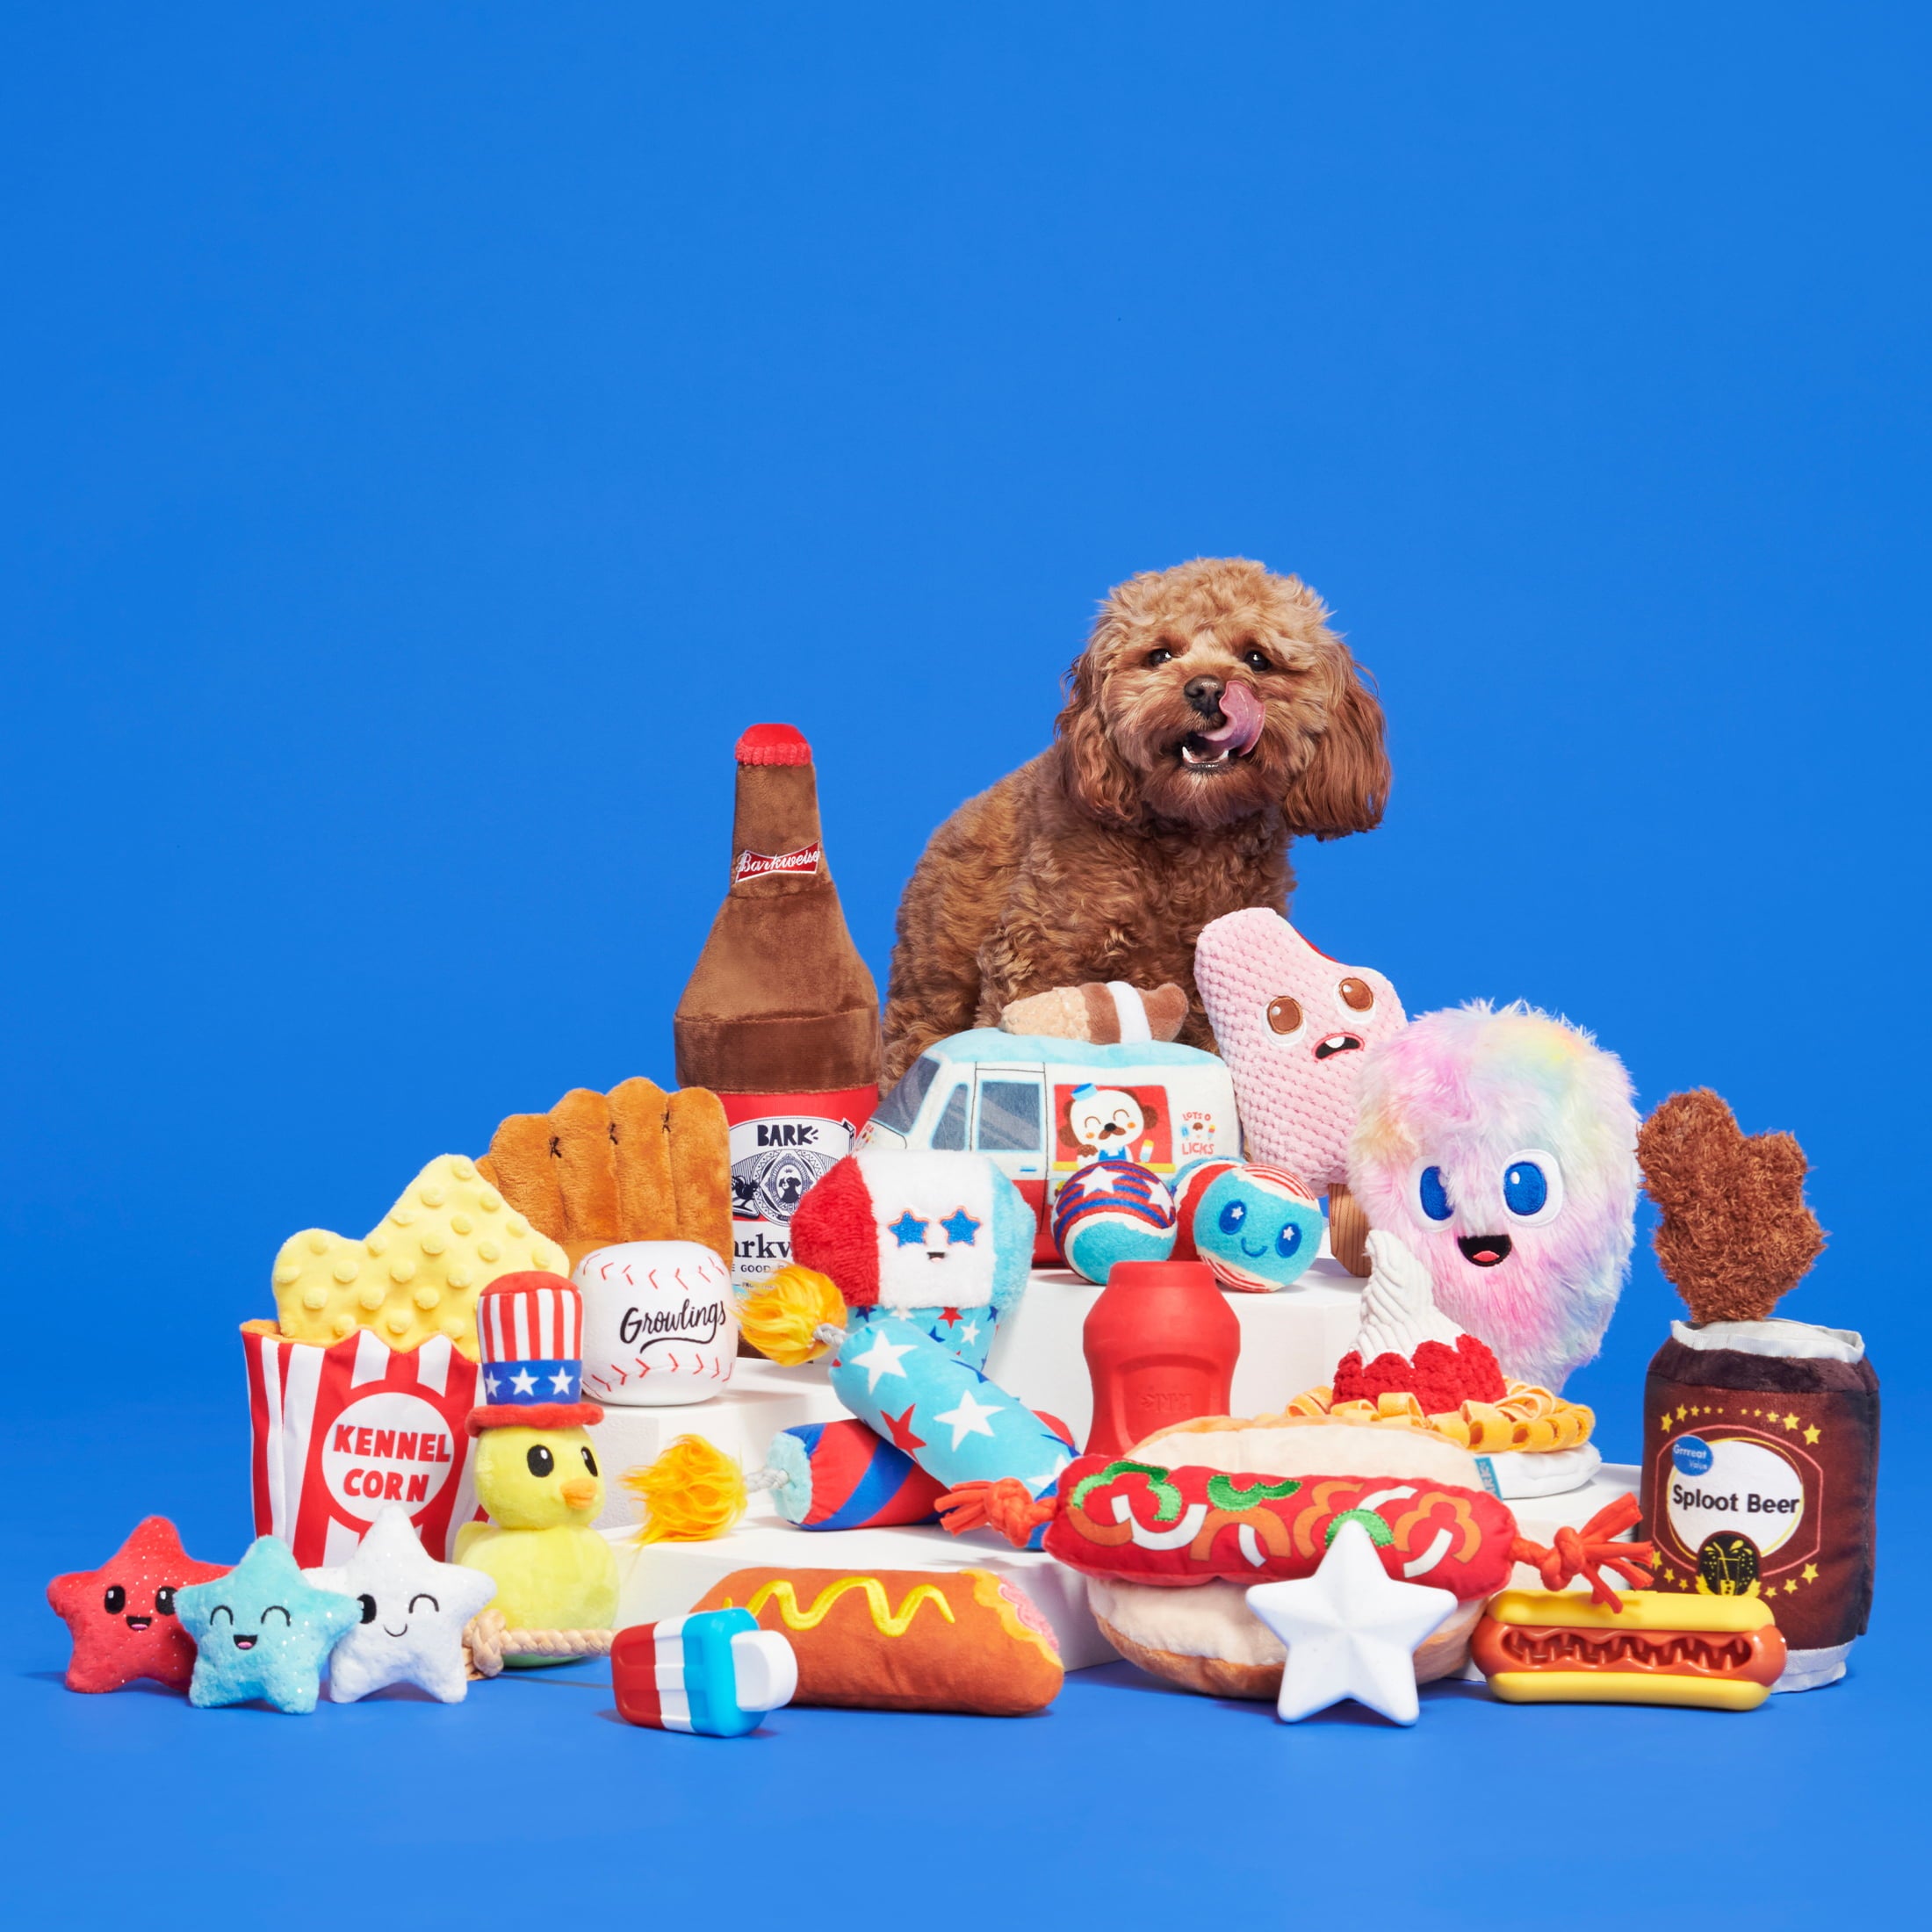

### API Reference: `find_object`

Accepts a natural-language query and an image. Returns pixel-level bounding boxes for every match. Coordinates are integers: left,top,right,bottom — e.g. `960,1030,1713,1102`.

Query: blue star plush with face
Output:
886,1210,929,1248
174,1536,361,1714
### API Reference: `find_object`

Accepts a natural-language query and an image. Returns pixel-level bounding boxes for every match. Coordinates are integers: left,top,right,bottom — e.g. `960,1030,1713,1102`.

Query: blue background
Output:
4,6,1926,1923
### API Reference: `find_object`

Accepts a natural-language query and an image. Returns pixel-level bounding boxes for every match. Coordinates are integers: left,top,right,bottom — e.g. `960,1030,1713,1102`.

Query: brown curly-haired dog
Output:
882,559,1389,1083
1639,1090,1827,1324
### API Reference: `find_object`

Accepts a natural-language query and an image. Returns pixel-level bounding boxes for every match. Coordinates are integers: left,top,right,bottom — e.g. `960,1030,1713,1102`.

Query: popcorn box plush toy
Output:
247,1151,572,1565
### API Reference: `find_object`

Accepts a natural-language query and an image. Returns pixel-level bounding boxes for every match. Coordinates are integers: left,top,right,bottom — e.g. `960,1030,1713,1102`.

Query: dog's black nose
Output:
1183,675,1225,720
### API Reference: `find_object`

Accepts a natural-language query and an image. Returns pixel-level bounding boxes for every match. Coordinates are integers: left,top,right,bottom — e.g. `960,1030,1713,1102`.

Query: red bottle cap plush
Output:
47,1516,229,1693
467,1272,605,1434
734,723,812,766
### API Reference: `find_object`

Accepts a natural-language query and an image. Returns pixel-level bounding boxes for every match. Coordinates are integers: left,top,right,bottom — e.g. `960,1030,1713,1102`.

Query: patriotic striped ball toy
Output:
1050,1160,1178,1284
1172,1157,1323,1292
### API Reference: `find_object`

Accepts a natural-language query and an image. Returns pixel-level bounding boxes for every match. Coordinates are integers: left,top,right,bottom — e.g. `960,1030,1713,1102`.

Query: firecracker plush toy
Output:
453,1272,618,1648
643,1152,1071,1543
1346,1002,1640,1392
47,1517,228,1695
1193,909,1406,1273
174,1537,361,1714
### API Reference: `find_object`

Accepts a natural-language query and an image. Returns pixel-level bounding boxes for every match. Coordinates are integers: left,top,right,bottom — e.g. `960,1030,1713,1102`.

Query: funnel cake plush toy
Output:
1346,1003,1639,1393
453,1273,617,1647
1193,910,1404,1273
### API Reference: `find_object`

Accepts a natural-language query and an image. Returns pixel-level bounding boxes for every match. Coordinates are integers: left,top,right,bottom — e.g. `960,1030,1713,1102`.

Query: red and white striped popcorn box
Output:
243,1321,483,1566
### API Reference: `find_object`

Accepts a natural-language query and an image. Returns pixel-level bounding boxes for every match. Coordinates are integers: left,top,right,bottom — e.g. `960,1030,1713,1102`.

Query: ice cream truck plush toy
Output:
859,1029,1242,1265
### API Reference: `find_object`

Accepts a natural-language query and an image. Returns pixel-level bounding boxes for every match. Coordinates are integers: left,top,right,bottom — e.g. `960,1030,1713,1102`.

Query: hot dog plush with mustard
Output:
693,1566,1063,1715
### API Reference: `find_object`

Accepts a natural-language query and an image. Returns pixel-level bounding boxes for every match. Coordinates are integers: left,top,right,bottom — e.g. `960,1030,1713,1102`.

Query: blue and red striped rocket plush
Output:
611,1608,797,1738
761,1411,1078,1532
786,1151,1074,1533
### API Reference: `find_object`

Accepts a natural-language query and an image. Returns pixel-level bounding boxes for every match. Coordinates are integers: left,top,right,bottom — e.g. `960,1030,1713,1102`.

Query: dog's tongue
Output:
1196,681,1264,756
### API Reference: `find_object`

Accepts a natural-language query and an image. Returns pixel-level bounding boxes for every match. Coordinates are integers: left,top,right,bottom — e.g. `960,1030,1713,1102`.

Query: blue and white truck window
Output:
975,1078,1042,1153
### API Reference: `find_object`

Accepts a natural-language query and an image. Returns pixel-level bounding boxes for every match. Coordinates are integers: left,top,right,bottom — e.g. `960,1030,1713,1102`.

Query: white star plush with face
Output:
306,1503,497,1704
847,1328,919,1393
1244,1518,1458,1726
931,1387,1003,1449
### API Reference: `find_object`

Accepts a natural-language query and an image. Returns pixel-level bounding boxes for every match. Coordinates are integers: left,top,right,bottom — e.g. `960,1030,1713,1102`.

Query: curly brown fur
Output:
1638,1089,1826,1325
882,559,1389,1082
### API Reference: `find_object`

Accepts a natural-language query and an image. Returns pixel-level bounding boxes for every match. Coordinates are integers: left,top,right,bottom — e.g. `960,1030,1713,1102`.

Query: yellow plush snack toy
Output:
271,1154,568,1359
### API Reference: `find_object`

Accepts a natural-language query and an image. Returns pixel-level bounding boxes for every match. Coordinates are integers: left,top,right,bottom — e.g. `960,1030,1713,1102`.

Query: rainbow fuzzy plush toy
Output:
1345,1003,1639,1392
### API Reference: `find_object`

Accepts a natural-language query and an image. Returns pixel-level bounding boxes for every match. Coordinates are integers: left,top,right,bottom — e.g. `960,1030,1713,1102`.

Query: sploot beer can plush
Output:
1636,1092,1879,1690
675,724,882,1287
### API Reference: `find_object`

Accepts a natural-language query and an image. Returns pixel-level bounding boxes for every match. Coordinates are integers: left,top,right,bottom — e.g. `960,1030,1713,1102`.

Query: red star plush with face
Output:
47,1516,229,1693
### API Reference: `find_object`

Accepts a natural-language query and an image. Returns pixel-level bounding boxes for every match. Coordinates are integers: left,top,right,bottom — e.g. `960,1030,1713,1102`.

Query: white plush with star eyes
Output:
306,1503,498,1704
856,1150,999,1313
1243,1518,1458,1726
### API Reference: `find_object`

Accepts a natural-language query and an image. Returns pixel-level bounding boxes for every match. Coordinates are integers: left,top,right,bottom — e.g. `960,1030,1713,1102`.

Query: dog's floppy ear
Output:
1056,638,1141,825
1279,652,1390,839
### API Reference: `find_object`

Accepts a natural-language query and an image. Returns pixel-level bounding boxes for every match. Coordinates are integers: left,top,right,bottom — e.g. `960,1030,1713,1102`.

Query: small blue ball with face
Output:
1188,1164,1324,1291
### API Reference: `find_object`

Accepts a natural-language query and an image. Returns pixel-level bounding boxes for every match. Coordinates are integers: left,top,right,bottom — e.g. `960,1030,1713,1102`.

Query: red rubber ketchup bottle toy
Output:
1082,1261,1241,1459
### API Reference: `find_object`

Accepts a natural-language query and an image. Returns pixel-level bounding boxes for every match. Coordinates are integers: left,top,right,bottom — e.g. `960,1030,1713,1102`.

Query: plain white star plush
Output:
847,1329,918,1393
1244,1518,1459,1726
306,1503,497,1704
931,1387,1003,1449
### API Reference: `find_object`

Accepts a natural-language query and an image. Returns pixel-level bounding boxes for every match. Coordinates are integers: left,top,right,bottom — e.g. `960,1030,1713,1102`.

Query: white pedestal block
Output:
601,1466,1643,1674
986,1259,1366,1447
604,1496,1120,1670
584,1359,845,1532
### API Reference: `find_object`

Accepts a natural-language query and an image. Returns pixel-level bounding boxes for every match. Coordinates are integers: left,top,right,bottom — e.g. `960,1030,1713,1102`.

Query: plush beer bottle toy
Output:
1637,1091,1878,1691
674,724,883,1288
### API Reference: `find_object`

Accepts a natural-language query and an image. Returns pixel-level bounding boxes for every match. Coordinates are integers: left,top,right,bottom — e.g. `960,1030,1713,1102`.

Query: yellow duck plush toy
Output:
454,1273,617,1647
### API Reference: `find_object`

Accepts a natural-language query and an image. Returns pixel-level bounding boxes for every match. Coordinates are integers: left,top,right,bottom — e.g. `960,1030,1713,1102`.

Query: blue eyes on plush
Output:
1274,1222,1301,1259
1503,1161,1548,1216
1418,1165,1453,1221
1217,1200,1247,1234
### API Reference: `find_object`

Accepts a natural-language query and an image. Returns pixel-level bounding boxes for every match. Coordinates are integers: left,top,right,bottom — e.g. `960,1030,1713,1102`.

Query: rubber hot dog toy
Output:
1472,1589,1786,1711
693,1567,1063,1715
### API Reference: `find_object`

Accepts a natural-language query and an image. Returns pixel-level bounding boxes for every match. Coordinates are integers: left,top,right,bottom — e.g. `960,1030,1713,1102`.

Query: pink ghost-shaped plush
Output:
1193,910,1406,1191
1345,1003,1640,1393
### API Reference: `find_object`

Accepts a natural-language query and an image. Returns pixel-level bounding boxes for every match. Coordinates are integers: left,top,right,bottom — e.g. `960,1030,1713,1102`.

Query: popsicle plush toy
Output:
1346,1002,1639,1392
1193,909,1404,1272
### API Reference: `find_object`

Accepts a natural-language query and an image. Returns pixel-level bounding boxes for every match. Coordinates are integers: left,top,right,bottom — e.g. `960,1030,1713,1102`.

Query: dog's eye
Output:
1147,646,1173,667
1243,648,1272,672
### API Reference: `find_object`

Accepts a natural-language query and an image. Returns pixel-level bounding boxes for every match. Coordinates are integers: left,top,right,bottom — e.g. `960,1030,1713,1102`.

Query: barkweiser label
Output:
732,842,822,885
728,1108,855,1284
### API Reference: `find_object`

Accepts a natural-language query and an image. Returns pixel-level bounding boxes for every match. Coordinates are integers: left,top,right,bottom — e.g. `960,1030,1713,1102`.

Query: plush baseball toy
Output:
1193,910,1405,1273
1346,1002,1640,1393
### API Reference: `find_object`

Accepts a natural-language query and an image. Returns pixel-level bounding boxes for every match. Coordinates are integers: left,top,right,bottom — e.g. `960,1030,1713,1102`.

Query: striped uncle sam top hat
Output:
466,1271,606,1435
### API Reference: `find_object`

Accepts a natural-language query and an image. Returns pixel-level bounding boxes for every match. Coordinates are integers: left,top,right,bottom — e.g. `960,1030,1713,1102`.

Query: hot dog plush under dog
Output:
943,1412,1655,1702
694,1566,1063,1715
